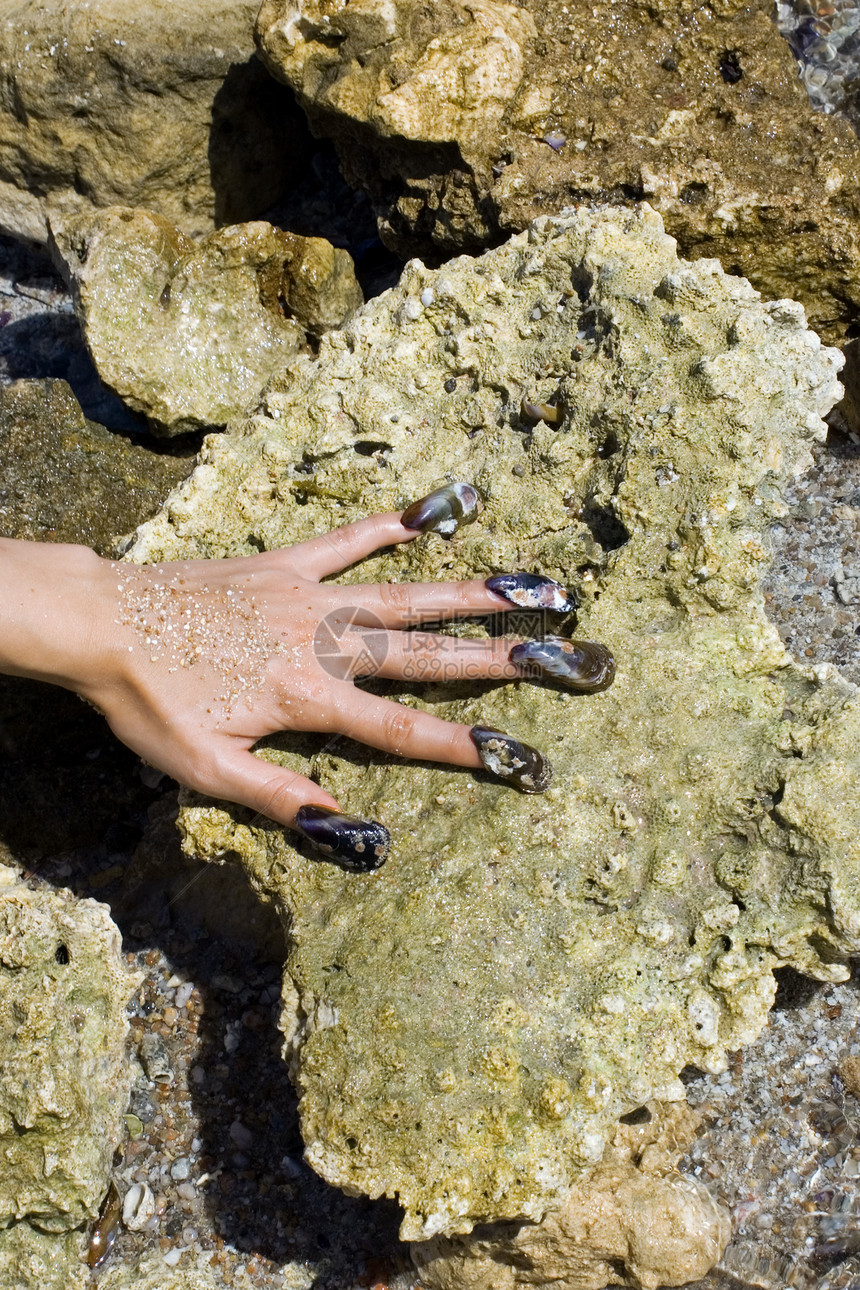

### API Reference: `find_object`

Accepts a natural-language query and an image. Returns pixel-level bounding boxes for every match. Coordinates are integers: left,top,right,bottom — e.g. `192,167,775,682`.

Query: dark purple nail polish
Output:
486,572,576,614
295,805,390,872
470,725,552,794
510,638,615,692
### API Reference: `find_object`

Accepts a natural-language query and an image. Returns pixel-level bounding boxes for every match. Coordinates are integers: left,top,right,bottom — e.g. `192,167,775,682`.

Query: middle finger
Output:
334,574,574,629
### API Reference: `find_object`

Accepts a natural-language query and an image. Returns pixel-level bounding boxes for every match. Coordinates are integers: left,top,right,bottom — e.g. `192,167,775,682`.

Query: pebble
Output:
176,982,194,1009
122,1182,156,1231
138,1033,173,1084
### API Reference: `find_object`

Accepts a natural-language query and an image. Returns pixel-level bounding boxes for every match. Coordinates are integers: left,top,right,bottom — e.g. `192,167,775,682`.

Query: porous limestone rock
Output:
125,206,855,1245
412,1103,730,1290
0,0,312,246
255,0,860,345
51,210,361,435
0,377,192,552
0,864,139,1288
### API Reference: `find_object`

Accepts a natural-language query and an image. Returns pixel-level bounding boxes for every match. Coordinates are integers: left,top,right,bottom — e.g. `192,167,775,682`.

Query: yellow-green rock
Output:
126,206,853,1240
50,210,363,437
0,865,139,1286
256,0,860,347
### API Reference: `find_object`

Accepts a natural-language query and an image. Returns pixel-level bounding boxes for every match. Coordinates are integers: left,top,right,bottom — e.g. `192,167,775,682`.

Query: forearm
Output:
0,538,116,695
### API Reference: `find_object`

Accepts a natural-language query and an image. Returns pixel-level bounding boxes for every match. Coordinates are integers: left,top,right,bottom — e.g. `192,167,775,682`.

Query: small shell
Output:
122,1181,156,1231
542,132,567,151
471,726,552,794
401,482,482,536
88,1181,121,1269
510,638,616,693
521,397,563,425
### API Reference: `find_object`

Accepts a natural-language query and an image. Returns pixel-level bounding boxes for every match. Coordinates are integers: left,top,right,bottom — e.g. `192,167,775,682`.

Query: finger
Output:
206,747,341,826
328,685,483,768
328,687,553,793
285,512,417,582
349,631,523,685
281,482,482,581
332,578,516,628
209,749,393,872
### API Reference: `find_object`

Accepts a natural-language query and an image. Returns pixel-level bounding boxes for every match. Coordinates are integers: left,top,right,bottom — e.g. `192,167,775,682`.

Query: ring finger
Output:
340,630,522,685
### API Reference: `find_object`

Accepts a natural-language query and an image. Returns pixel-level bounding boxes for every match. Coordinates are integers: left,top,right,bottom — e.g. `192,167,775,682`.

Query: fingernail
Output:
470,725,552,794
486,572,576,614
401,482,482,535
510,638,616,692
295,805,390,872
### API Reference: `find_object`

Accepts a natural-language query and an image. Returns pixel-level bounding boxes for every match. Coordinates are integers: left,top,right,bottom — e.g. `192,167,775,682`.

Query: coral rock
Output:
51,210,361,435
0,865,139,1288
412,1104,730,1290
127,206,852,1245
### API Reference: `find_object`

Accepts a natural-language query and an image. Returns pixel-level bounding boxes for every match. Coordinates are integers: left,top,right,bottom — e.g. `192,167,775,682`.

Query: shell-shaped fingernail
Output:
510,638,616,693
486,572,576,614
295,805,390,872
470,725,552,794
401,482,482,536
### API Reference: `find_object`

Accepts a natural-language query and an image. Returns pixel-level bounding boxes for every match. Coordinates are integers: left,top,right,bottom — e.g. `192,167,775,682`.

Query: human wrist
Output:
0,538,120,695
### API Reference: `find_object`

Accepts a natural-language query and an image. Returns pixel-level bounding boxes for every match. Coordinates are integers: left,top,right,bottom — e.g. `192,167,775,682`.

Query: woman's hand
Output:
0,485,613,869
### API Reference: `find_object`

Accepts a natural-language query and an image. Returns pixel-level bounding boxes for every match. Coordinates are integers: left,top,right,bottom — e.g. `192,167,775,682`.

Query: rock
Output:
0,867,139,1288
50,209,362,435
0,378,192,553
0,0,313,246
412,1103,730,1290
839,1055,860,1100
138,1032,172,1084
275,231,366,338
255,0,860,345
0,1225,88,1290
125,206,852,1243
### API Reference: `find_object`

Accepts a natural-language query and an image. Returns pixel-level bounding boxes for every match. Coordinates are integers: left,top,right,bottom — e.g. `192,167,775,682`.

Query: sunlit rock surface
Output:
126,206,855,1242
256,0,860,345
412,1103,730,1290
0,0,311,246
0,865,139,1288
51,210,361,435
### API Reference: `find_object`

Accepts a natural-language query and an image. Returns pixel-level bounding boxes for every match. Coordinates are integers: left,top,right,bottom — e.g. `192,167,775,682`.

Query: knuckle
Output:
253,771,298,822
379,582,412,615
380,705,416,754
